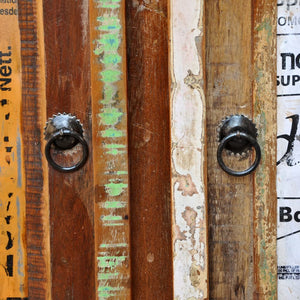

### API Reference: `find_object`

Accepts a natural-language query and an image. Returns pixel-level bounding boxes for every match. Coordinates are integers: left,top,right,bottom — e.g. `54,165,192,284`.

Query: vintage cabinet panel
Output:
0,0,279,299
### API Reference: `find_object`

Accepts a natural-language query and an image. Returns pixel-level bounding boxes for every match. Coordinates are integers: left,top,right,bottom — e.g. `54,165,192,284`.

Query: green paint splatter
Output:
106,149,125,155
103,201,127,208
97,15,121,31
98,256,126,269
99,107,123,126
101,69,121,83
105,143,126,149
100,243,128,248
101,215,123,221
98,272,119,280
256,18,272,44
101,128,124,138
105,181,128,196
101,53,122,65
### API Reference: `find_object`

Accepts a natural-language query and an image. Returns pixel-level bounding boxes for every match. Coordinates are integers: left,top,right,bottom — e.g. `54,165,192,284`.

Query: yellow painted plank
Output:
0,1,27,298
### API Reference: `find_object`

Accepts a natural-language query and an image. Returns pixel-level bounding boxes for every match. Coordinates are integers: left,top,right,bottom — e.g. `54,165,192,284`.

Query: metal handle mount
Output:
44,113,89,173
217,115,261,176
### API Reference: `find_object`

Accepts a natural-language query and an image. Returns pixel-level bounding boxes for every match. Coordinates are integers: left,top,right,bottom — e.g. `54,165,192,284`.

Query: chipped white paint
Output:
170,0,208,299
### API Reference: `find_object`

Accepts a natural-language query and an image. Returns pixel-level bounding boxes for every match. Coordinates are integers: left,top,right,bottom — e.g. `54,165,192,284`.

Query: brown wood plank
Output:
19,1,51,299
126,1,173,299
89,0,131,298
43,1,95,299
206,1,255,298
252,1,277,298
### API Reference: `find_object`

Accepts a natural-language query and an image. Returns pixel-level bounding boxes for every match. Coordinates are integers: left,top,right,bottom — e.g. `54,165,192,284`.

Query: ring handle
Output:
217,131,261,176
45,129,89,173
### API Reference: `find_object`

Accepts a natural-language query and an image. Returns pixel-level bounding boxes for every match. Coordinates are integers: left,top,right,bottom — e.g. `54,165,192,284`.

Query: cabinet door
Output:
0,0,278,299
170,0,277,299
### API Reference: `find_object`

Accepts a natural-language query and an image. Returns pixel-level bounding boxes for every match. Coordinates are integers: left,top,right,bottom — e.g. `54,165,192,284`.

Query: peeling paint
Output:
170,0,208,299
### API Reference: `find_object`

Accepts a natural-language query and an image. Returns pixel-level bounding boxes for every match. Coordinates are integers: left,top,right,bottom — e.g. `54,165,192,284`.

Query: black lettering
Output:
294,211,300,222
5,147,13,152
0,65,12,77
281,75,291,86
5,113,10,120
287,0,298,10
278,16,287,26
5,231,13,250
5,215,11,224
277,76,280,86
292,75,300,85
277,114,299,166
280,207,293,222
0,78,11,91
281,53,295,70
4,136,9,142
5,255,13,277
1,99,8,106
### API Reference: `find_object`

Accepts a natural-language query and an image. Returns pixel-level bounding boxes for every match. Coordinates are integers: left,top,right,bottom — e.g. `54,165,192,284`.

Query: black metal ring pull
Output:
44,113,89,173
217,115,261,177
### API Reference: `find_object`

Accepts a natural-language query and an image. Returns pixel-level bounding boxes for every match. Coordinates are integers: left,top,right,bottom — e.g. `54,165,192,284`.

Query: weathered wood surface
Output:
252,1,277,298
89,0,131,298
126,0,173,298
0,1,27,298
206,0,277,299
19,1,51,299
43,1,95,299
170,0,208,299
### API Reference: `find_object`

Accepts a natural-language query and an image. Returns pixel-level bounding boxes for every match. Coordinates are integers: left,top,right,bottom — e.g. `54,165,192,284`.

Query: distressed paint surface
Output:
90,0,131,299
0,1,27,298
253,2,277,298
170,0,208,299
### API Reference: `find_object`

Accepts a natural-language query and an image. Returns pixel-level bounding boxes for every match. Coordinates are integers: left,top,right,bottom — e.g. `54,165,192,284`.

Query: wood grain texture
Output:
170,0,208,299
206,1,277,299
43,1,95,299
206,1,255,298
89,0,131,298
252,1,277,298
126,1,173,299
19,1,51,299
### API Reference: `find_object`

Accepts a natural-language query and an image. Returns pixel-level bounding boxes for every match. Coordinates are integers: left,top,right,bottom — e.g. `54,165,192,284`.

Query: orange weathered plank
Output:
0,1,27,298
89,0,131,298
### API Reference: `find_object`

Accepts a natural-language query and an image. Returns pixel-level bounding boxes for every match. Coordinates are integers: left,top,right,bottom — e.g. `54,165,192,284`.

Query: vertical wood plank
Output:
43,1,95,299
89,0,131,298
19,0,52,299
252,1,277,298
170,0,209,299
0,1,28,298
126,0,173,298
206,1,255,298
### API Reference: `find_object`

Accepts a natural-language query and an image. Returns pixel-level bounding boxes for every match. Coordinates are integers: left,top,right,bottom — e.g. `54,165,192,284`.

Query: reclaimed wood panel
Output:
252,1,277,298
19,1,51,299
0,1,28,298
89,0,131,298
126,0,173,298
169,0,209,299
206,1,256,298
206,0,277,298
43,1,95,299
